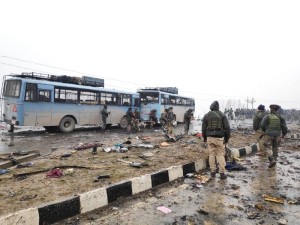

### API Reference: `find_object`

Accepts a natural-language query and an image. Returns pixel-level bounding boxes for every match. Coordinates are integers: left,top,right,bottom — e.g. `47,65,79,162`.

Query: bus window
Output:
54,88,78,103
3,80,21,97
170,96,176,105
101,92,117,105
134,98,140,107
39,90,51,102
187,99,194,106
25,83,37,101
161,94,169,105
140,92,159,104
119,93,132,106
176,97,183,105
80,91,98,105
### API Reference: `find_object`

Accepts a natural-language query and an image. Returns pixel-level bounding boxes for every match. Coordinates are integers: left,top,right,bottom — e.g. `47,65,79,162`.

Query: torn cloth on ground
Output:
46,168,63,178
225,161,247,171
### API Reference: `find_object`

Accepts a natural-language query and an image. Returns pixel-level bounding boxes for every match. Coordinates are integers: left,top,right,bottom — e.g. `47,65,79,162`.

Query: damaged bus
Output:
138,87,195,126
1,72,139,132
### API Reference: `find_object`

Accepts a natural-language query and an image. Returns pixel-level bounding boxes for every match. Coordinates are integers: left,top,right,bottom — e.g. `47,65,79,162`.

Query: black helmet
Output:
104,105,107,109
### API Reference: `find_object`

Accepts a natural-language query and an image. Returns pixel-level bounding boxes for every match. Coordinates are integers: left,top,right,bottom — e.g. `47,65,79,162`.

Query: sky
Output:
1,0,300,117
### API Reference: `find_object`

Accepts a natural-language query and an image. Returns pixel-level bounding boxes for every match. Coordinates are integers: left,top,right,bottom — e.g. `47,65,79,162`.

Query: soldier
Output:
101,105,110,131
261,104,287,168
184,108,194,134
202,101,231,179
253,104,268,150
149,109,158,128
167,107,175,134
126,107,134,133
160,108,169,132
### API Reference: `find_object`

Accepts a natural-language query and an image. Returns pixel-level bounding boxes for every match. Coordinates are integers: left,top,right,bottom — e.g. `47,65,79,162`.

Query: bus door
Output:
23,83,38,126
36,84,53,126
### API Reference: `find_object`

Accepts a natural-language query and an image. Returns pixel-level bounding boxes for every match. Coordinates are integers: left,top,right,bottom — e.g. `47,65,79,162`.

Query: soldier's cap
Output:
269,104,280,111
104,105,107,108
168,107,173,110
188,108,193,112
257,104,265,110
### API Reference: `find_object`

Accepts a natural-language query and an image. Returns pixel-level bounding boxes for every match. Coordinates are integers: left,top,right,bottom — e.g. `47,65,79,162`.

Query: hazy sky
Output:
1,0,300,116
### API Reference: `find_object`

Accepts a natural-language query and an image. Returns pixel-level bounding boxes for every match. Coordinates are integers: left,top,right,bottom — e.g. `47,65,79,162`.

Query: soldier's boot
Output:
211,172,216,178
268,157,276,168
220,173,227,180
273,150,278,161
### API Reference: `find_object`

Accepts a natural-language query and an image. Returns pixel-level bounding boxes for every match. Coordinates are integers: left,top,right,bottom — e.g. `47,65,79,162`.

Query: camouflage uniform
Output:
202,101,231,179
167,107,175,134
183,108,194,134
261,104,287,168
253,105,268,151
101,105,110,130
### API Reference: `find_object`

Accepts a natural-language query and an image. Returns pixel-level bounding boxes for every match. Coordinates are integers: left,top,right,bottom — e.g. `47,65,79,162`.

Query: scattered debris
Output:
16,162,34,168
20,194,37,201
225,161,247,171
157,206,172,214
262,194,284,204
0,169,9,175
46,168,63,178
94,175,111,182
278,218,288,225
197,208,209,215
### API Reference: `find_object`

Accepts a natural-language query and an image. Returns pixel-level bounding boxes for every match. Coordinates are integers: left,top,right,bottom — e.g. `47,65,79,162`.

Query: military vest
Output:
268,114,281,131
206,111,223,130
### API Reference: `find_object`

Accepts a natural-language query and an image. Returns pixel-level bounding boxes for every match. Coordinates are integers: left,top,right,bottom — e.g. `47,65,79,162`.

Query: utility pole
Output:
245,97,256,110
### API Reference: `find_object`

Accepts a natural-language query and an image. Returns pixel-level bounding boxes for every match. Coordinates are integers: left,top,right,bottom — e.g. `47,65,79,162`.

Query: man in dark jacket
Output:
261,104,287,168
253,104,268,150
202,101,231,179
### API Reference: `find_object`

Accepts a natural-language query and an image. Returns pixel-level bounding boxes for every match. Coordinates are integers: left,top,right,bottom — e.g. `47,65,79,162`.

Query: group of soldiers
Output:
253,104,287,167
100,105,195,135
202,101,287,180
101,102,287,179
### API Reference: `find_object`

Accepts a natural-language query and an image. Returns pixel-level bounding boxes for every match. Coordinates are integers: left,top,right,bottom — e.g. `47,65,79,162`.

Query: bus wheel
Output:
59,116,75,133
44,126,58,133
119,116,129,129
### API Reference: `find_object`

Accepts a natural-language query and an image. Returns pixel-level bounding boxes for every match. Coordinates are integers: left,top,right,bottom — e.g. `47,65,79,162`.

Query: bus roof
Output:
6,75,137,95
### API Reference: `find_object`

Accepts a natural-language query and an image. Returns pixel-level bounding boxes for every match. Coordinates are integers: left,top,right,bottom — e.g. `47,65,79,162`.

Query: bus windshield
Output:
140,92,159,103
3,80,21,97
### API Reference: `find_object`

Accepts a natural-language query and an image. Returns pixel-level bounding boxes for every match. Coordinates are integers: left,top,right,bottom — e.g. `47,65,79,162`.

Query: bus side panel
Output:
36,103,52,126
78,105,99,126
51,104,80,126
88,105,101,126
107,106,127,125
23,102,37,126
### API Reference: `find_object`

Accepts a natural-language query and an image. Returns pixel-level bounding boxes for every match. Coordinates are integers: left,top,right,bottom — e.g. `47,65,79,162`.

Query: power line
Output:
0,55,144,87
1,56,300,105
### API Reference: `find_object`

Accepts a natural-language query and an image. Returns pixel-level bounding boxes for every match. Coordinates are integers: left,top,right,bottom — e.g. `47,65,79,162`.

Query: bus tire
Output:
119,116,129,129
59,116,75,133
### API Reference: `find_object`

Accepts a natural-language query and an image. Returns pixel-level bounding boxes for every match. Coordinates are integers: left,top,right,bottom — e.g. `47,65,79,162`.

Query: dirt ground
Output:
0,121,299,217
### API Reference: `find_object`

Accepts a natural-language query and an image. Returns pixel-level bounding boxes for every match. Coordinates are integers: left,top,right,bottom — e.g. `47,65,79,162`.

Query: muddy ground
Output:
0,120,299,217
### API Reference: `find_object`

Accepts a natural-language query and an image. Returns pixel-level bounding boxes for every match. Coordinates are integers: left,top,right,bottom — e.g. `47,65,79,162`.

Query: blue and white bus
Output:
1,72,139,132
138,87,195,124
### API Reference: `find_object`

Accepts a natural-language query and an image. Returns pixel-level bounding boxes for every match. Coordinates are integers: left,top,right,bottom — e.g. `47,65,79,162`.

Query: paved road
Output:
57,149,300,225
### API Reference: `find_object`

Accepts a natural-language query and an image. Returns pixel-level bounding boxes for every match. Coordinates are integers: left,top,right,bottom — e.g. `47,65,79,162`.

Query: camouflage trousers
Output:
254,130,265,151
207,137,226,173
262,135,280,159
167,122,173,135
